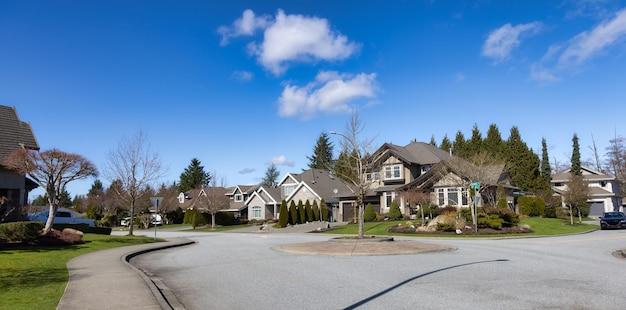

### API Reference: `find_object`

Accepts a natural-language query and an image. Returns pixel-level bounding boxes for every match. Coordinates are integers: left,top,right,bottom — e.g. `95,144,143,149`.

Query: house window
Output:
252,206,261,218
438,188,445,206
437,187,469,207
385,192,395,208
447,188,458,206
284,184,296,196
421,165,431,174
366,171,380,182
384,164,402,180
601,181,607,187
461,188,468,205
234,194,243,202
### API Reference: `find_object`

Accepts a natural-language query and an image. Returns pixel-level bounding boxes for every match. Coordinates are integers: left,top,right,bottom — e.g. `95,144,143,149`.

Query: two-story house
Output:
551,167,622,216
0,105,40,215
336,141,451,220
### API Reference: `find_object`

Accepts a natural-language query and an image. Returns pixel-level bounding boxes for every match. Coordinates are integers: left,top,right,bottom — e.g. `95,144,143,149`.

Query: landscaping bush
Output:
0,221,43,243
388,200,402,220
459,207,472,222
166,207,185,224
364,203,377,222
312,201,320,221
544,205,557,218
518,196,545,217
482,206,519,227
437,206,458,216
278,200,289,228
298,200,306,224
37,228,84,245
289,201,299,225
435,211,460,232
320,199,329,221
305,200,314,222
478,214,504,229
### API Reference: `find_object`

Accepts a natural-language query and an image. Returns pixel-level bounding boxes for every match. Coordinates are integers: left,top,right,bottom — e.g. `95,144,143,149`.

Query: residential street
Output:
130,229,626,310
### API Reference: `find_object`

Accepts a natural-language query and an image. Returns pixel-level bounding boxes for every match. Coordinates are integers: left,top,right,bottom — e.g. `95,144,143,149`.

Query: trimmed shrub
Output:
38,229,84,245
298,200,306,224
437,206,458,216
289,201,298,225
320,199,329,221
388,200,402,220
0,221,43,243
477,214,504,229
482,206,519,227
364,203,376,222
312,201,320,221
166,207,185,224
52,223,111,235
278,200,289,228
518,196,545,217
459,207,472,222
305,200,314,222
544,205,557,218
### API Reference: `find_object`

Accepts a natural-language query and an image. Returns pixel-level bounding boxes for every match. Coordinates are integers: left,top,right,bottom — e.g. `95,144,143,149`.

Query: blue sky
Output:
2,1,626,199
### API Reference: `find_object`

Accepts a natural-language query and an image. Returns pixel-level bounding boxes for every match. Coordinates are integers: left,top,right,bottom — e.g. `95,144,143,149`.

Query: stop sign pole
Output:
150,197,163,239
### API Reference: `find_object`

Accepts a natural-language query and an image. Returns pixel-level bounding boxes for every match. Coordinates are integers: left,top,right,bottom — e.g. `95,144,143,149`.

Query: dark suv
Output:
600,212,626,230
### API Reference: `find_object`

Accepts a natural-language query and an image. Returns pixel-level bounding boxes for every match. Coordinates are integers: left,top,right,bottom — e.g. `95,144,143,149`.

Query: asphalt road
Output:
131,230,626,310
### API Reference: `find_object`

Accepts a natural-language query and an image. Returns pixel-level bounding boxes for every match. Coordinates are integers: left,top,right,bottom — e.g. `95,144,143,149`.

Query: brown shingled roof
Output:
0,105,40,161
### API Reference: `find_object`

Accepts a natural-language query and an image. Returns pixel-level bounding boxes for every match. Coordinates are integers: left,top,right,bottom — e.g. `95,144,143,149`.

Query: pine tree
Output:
505,126,543,192
453,130,468,158
178,158,211,192
289,200,298,225
439,135,452,153
307,132,334,170
388,200,402,220
278,200,288,228
540,137,552,186
571,133,582,176
364,203,376,221
261,163,280,187
312,200,320,221
483,123,505,158
466,124,483,155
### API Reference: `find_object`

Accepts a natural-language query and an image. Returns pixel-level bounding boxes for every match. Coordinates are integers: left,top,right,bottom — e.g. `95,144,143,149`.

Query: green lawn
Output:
188,224,252,232
0,234,161,310
325,218,598,237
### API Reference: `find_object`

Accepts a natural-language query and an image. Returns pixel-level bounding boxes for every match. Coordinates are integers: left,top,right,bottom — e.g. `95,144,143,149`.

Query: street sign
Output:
150,197,163,208
470,182,480,189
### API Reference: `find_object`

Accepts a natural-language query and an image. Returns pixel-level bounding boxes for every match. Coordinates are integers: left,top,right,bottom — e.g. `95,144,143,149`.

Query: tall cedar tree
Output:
505,127,544,192
261,163,280,187
320,198,329,221
312,200,320,221
278,200,289,227
178,158,211,192
429,135,437,146
453,131,468,157
334,149,359,183
571,134,582,175
483,123,506,159
289,200,298,225
298,200,306,224
439,135,452,153
307,132,334,169
540,137,552,186
305,200,314,222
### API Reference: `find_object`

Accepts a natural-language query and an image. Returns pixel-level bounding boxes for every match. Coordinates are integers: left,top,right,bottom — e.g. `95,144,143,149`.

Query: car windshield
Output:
603,212,625,218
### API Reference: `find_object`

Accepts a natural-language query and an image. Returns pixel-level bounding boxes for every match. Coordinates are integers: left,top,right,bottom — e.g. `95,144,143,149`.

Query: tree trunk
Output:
128,200,135,236
211,212,216,230
569,205,574,225
43,203,58,235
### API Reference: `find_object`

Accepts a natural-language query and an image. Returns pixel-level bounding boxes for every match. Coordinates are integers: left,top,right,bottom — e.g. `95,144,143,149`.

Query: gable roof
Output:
245,186,281,205
551,166,615,182
370,141,450,167
0,105,40,161
288,169,355,202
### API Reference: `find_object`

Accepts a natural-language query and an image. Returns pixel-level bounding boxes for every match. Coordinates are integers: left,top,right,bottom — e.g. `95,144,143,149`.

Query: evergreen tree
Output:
320,199,329,221
439,135,452,153
289,200,298,225
429,135,437,146
334,149,358,183
261,163,280,187
483,123,505,158
278,200,289,228
364,203,376,221
453,130,468,158
307,132,334,169
31,194,48,206
388,200,402,220
178,158,211,192
505,126,543,192
466,124,483,155
540,137,552,186
305,200,314,222
571,134,582,176
298,200,306,224
312,200,320,221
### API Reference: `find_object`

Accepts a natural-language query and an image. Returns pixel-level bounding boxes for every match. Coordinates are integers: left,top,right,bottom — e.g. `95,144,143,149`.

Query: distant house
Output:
244,186,281,221
551,167,622,216
0,105,40,209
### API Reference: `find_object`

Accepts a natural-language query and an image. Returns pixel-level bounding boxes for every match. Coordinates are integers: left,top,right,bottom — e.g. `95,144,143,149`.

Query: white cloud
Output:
218,9,271,46
268,155,295,167
482,22,542,63
238,168,256,174
218,9,360,75
455,72,466,82
530,64,560,82
231,70,254,82
278,71,379,120
557,8,626,69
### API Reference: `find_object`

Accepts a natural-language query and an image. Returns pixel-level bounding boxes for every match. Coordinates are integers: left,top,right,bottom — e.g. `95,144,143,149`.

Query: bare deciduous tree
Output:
400,190,431,226
195,174,230,230
331,109,375,239
604,134,626,198
3,148,98,234
562,174,590,225
103,131,166,236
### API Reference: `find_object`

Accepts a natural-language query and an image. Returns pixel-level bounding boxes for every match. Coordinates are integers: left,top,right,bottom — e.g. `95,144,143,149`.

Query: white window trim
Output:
383,164,403,180
234,194,243,202
252,206,262,219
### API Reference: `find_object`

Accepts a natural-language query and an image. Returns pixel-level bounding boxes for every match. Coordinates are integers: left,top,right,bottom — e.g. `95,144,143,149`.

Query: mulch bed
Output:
387,225,533,235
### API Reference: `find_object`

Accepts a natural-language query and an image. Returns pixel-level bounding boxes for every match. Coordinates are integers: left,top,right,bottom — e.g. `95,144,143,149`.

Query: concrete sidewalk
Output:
57,238,194,310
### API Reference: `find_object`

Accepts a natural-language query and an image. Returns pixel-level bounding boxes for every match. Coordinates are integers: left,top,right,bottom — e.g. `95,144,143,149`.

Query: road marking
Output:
529,235,626,244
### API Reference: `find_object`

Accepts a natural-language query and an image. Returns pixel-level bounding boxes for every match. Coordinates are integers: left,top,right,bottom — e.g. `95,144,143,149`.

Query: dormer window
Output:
234,194,243,202
284,184,296,196
384,164,402,180
178,193,185,204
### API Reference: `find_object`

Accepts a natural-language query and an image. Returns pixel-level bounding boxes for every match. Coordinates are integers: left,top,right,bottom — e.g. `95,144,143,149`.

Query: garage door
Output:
589,202,605,217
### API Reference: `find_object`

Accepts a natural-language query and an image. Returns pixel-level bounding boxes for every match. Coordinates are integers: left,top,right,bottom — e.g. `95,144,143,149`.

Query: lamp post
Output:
329,131,365,238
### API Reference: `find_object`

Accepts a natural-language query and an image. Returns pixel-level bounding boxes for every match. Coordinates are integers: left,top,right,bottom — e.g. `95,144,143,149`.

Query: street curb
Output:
123,238,195,310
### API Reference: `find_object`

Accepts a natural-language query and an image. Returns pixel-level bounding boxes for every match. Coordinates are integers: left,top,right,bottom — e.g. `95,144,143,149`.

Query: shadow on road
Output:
343,259,510,310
